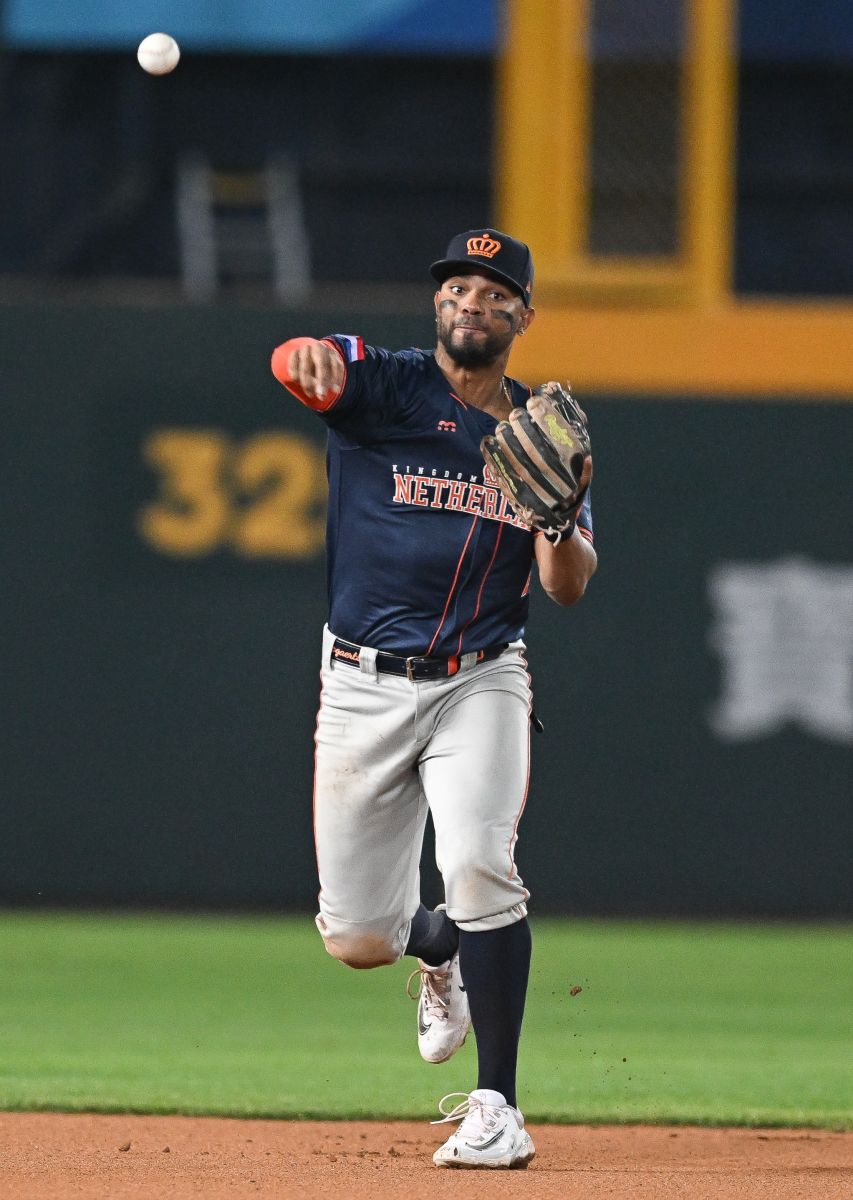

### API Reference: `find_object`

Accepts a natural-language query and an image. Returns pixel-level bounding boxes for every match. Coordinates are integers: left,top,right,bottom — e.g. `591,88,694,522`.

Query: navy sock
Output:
404,904,459,966
458,918,532,1109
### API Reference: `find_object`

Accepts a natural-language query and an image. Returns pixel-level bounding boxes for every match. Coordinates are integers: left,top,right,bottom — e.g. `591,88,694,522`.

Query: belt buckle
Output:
405,656,418,681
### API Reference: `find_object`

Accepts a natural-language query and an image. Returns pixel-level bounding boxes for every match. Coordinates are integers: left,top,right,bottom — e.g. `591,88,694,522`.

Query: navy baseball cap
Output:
430,228,534,305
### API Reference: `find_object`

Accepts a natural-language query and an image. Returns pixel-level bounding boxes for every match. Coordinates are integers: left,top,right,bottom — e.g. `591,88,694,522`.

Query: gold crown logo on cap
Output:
466,232,501,259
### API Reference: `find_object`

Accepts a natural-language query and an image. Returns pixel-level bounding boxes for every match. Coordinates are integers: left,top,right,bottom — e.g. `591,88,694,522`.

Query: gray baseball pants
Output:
313,625,532,968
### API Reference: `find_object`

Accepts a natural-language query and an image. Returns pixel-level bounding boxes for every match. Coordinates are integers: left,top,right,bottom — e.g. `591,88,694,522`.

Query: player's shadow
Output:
418,818,444,909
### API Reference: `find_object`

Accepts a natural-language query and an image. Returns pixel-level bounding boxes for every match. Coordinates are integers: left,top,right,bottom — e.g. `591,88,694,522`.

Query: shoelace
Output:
431,1092,502,1136
406,963,451,1020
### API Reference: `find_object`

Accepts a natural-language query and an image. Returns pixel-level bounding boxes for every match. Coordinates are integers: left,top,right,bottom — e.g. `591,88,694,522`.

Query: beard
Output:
436,318,511,368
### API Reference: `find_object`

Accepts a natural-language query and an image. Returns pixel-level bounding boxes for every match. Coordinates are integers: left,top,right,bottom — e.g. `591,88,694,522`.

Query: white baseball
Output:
137,33,181,76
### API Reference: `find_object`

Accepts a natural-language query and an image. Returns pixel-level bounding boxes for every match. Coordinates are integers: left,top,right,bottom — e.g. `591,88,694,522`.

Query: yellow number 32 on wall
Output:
138,429,327,559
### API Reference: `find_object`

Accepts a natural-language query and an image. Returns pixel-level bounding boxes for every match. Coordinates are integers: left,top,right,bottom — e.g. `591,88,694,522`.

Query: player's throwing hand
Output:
275,337,345,403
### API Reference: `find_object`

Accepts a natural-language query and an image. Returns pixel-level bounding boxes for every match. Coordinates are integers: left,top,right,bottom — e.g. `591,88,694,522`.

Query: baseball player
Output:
270,229,596,1169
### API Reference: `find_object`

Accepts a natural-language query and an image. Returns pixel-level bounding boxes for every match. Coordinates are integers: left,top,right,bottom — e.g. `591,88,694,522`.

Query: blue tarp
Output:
3,0,852,60
2,0,497,52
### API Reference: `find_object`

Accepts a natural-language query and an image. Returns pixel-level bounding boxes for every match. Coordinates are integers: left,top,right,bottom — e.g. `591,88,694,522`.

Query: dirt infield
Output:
1,1113,850,1199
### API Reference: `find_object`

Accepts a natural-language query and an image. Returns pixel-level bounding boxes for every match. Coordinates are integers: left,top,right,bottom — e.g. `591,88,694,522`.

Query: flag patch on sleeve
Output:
335,334,365,363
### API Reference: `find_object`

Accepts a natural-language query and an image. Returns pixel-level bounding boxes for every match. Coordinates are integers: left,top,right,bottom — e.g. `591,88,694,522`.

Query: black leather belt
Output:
331,637,508,681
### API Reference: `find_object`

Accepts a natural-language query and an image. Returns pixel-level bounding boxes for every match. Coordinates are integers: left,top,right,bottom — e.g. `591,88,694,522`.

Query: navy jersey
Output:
315,336,593,657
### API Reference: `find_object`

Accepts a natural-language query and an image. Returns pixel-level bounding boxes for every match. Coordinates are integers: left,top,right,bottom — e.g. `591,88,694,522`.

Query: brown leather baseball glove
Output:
481,381,592,543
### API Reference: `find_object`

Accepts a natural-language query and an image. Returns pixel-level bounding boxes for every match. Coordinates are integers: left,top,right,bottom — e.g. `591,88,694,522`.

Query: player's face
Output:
435,275,531,367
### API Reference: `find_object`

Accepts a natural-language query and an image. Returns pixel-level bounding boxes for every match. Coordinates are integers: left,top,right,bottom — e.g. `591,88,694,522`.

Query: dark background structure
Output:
1,1,851,917
1,1,853,293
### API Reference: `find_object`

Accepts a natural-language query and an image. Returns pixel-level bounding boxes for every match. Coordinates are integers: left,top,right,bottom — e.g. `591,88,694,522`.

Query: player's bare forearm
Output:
535,527,597,606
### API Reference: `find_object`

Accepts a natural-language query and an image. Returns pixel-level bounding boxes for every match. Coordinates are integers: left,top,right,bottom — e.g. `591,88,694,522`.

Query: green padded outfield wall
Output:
1,303,851,915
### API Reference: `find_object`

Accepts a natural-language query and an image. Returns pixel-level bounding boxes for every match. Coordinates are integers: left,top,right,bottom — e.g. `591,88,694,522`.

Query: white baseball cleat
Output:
407,950,470,1064
431,1089,536,1169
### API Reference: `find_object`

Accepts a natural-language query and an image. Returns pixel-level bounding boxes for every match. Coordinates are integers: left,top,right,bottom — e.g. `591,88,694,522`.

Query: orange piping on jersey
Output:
270,337,347,411
449,391,469,411
425,515,479,656
456,522,505,655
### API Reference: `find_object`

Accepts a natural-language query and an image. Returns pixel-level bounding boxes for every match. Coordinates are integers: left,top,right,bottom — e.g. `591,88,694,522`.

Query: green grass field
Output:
0,912,850,1128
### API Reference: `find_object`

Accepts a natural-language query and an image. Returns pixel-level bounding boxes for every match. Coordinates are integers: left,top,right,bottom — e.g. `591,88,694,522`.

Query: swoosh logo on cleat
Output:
465,1131,505,1152
418,1017,432,1036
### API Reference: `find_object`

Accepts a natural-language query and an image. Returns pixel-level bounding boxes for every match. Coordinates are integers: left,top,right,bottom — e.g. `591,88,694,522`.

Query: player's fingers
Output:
286,346,310,383
306,343,343,399
578,454,593,491
325,350,344,396
287,345,323,392
305,343,328,390
294,345,332,399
